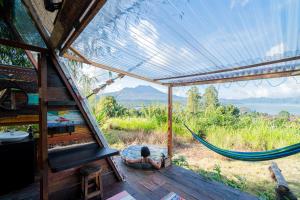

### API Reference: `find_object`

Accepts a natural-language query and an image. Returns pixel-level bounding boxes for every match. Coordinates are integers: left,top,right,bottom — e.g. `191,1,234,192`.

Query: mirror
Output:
0,87,28,110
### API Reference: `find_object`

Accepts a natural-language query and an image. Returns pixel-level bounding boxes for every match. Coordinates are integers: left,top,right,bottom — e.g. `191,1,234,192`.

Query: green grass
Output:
103,117,300,151
103,117,157,133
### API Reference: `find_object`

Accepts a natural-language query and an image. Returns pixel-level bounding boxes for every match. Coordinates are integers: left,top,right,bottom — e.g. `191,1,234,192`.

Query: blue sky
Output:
75,0,300,99
81,64,300,99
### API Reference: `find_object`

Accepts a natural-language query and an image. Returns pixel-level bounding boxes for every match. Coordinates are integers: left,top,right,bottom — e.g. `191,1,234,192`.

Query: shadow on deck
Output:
104,157,258,200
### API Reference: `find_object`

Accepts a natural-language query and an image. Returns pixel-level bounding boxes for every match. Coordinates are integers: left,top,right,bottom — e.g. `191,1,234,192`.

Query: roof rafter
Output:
155,56,300,81
170,69,300,87
0,38,48,52
63,48,165,86
55,0,107,54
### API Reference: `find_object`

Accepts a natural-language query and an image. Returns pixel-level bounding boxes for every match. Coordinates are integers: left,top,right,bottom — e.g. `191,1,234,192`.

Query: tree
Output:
203,85,219,110
186,86,201,114
278,111,290,121
0,21,31,67
95,96,127,119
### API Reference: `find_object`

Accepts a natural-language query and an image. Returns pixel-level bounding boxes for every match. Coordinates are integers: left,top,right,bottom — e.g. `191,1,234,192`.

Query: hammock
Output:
184,124,300,161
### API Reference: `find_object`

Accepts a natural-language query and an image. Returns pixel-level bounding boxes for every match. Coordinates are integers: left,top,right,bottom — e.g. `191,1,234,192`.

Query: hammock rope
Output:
184,124,300,161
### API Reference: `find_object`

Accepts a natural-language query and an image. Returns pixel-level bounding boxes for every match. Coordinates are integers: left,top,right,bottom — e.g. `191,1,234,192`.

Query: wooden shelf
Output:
48,143,119,172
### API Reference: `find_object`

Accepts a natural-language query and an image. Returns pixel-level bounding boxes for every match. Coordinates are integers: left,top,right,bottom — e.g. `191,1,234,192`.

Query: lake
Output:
233,103,300,115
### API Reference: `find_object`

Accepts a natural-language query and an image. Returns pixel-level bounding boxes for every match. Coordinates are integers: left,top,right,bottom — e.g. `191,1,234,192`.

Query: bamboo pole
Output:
167,86,173,158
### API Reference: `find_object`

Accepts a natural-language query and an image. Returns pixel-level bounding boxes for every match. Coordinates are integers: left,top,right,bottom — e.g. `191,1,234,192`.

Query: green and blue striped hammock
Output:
184,124,300,161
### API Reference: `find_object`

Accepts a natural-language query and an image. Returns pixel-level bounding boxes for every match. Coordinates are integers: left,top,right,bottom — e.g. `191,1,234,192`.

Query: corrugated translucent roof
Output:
72,0,300,85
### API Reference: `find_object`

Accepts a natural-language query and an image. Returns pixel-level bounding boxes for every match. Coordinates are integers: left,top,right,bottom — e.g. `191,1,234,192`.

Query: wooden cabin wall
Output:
0,62,119,198
46,58,118,199
46,60,94,148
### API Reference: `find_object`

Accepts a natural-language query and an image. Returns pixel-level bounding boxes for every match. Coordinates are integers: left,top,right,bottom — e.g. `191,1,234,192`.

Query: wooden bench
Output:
48,143,119,172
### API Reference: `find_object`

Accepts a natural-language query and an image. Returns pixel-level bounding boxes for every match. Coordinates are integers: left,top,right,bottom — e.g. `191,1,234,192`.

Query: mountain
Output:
98,85,186,107
98,85,300,111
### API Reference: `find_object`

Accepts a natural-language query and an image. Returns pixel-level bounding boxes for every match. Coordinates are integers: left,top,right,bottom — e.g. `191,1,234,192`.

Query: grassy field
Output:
103,117,300,151
103,129,300,200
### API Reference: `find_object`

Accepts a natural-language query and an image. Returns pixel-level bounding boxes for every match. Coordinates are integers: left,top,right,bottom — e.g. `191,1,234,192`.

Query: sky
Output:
81,64,300,99
74,0,300,100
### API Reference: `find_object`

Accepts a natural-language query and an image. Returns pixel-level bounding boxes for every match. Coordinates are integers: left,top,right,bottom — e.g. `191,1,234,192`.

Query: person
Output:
123,146,163,169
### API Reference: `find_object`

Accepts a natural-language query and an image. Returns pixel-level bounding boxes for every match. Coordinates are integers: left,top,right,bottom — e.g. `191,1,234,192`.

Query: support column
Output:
38,53,48,200
167,86,173,158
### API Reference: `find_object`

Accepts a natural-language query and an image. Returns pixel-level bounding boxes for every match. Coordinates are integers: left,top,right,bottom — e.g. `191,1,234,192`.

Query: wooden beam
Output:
0,64,37,82
167,86,173,158
170,70,300,87
63,51,165,85
59,0,107,54
0,38,47,52
269,162,297,200
38,53,48,200
50,0,107,52
155,55,300,81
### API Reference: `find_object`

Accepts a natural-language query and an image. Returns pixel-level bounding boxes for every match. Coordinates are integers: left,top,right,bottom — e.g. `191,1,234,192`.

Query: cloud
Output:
266,43,286,57
128,19,173,72
174,76,300,99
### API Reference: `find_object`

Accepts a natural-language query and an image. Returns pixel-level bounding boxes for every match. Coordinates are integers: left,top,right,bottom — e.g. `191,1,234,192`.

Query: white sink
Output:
0,131,29,142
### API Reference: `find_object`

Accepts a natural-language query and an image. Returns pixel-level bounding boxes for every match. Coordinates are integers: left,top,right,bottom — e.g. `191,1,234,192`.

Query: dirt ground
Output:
174,143,300,198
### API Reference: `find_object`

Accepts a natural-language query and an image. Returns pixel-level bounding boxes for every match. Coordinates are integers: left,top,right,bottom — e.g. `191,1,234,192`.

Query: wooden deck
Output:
103,158,258,200
0,158,258,200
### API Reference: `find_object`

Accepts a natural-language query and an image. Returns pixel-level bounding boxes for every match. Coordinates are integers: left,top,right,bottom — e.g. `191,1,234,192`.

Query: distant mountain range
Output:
98,85,300,107
98,85,185,107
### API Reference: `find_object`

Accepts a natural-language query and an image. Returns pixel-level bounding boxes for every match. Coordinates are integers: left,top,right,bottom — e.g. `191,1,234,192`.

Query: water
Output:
121,145,167,161
233,103,300,115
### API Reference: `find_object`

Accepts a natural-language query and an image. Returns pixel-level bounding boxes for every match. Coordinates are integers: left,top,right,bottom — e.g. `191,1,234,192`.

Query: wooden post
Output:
167,86,173,158
38,53,48,200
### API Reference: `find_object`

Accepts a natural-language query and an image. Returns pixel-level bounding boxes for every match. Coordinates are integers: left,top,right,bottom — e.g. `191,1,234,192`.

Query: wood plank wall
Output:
45,58,117,199
0,61,118,199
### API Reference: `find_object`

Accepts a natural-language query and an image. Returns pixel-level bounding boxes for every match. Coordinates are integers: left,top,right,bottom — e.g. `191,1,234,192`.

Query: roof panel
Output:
12,0,46,47
72,0,300,85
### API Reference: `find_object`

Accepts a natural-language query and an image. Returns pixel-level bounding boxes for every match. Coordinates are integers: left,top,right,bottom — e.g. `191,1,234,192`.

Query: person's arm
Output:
124,157,142,164
148,158,162,169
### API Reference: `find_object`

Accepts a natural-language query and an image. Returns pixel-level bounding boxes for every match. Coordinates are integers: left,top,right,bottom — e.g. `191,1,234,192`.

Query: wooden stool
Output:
80,166,103,200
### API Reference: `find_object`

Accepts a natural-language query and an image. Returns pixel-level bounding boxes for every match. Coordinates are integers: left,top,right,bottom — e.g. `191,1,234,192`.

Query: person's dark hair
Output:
141,146,150,158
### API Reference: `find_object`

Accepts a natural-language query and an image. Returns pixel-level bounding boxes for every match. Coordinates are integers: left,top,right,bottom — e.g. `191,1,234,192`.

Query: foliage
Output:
95,96,127,122
67,60,99,96
172,155,189,168
197,164,247,190
203,85,219,111
186,86,201,114
278,110,290,121
171,156,274,199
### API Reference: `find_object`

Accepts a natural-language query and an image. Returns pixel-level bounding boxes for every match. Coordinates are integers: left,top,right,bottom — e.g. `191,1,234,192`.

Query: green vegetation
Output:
96,86,300,151
172,155,275,200
91,85,300,199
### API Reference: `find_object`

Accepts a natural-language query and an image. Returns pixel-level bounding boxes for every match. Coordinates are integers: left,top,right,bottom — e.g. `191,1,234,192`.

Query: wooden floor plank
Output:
103,158,258,200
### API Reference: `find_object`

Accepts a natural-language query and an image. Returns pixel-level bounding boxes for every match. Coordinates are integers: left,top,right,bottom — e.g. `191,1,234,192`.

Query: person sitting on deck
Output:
123,146,163,169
